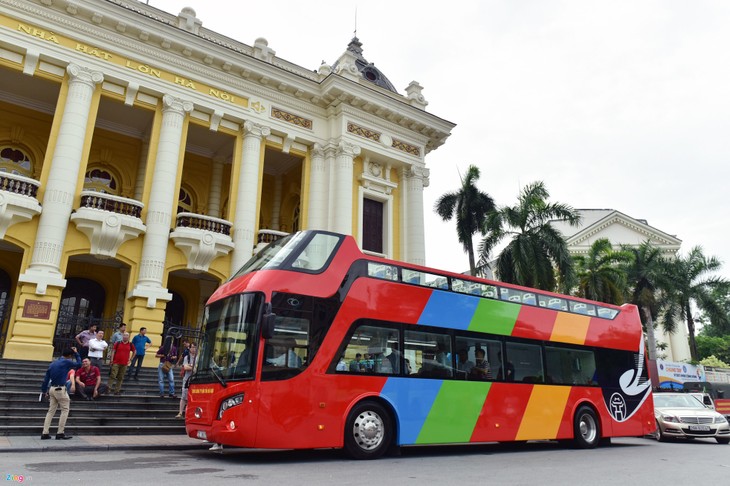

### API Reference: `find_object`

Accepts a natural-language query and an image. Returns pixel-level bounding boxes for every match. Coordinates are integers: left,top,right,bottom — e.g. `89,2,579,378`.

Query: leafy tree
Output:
699,355,730,368
573,238,631,305
621,242,673,361
478,181,580,292
696,334,730,363
663,246,729,361
434,165,495,276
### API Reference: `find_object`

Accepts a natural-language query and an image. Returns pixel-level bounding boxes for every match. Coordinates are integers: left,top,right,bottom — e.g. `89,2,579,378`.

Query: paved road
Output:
2,437,729,485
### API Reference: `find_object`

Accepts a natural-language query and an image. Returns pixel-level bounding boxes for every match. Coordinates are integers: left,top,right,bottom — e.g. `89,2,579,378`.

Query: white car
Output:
653,393,730,444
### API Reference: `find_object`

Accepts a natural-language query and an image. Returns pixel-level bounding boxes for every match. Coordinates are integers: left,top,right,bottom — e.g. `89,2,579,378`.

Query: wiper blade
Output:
210,367,227,387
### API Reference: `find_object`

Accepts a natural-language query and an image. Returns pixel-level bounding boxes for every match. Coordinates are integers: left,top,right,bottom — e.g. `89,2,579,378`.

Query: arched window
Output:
178,186,194,214
84,167,119,194
0,145,33,177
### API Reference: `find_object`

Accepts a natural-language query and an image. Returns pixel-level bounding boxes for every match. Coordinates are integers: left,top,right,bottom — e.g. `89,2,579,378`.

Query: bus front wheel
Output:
344,401,393,460
573,406,601,449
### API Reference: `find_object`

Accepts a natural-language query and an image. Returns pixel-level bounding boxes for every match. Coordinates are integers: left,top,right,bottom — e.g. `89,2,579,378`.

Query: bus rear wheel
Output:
344,401,393,460
573,406,601,449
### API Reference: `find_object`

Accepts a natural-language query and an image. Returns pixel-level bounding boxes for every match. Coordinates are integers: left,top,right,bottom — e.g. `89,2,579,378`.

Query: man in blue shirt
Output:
41,347,80,440
126,327,152,381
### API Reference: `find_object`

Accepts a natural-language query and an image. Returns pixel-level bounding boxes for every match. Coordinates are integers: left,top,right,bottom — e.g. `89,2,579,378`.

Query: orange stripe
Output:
550,312,591,345
516,385,572,440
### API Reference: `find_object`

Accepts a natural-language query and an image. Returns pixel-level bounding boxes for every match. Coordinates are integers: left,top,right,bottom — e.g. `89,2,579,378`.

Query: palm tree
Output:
621,242,673,361
434,165,495,275
574,238,631,305
663,247,729,361
478,181,580,292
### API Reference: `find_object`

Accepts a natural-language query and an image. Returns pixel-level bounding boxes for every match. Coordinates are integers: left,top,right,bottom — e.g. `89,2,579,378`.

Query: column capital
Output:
162,94,194,115
243,121,271,139
311,143,326,159
336,140,361,158
66,63,104,88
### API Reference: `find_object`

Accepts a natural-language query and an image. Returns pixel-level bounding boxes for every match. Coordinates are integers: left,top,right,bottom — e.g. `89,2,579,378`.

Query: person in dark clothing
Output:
41,347,81,440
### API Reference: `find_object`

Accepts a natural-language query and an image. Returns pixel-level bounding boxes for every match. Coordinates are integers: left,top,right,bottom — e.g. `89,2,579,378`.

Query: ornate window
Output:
84,168,118,195
178,185,194,214
0,145,33,177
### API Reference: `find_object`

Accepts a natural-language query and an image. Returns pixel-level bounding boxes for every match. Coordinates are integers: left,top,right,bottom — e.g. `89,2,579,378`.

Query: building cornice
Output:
567,210,682,248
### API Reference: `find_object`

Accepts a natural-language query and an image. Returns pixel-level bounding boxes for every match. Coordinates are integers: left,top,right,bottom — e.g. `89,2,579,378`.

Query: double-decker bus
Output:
186,230,654,459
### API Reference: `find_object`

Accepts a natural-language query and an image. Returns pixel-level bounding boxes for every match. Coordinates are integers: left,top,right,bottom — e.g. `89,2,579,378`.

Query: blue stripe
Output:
417,290,478,330
380,377,443,445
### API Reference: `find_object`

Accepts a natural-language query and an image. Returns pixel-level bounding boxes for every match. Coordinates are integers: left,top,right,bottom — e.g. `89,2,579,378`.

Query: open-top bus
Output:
185,230,654,458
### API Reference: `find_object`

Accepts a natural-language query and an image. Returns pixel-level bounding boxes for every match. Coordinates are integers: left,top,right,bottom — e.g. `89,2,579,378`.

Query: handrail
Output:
175,212,232,236
0,171,40,198
78,190,144,218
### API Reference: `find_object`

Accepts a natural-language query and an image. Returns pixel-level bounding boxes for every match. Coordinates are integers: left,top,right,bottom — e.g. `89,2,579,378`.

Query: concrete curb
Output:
0,437,209,454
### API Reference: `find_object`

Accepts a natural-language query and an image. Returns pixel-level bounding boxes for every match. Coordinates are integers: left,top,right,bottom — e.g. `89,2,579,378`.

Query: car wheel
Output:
343,401,393,460
716,437,730,445
573,406,601,449
655,421,668,442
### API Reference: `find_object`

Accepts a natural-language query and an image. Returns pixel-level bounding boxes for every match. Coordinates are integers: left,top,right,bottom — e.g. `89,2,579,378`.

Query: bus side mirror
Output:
262,312,276,339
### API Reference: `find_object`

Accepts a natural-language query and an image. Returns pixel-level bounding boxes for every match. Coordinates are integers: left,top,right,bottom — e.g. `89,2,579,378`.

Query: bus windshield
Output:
230,231,343,280
194,292,263,383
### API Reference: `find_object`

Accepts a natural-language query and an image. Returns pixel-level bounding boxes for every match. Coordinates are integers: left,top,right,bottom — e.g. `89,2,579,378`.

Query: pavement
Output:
0,434,208,453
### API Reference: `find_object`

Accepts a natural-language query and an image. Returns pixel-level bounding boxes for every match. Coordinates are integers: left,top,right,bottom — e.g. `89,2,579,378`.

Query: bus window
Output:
597,307,618,319
367,262,398,281
402,269,448,289
505,342,543,383
545,346,597,385
404,329,453,378
570,301,597,316
338,323,400,374
290,232,341,271
261,315,309,380
455,337,501,381
540,296,568,311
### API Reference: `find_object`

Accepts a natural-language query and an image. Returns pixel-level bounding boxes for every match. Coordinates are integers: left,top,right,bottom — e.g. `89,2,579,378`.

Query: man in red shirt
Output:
75,358,107,400
109,332,136,395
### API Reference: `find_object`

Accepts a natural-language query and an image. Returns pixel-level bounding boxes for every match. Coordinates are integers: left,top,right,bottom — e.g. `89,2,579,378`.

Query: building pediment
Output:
565,210,682,255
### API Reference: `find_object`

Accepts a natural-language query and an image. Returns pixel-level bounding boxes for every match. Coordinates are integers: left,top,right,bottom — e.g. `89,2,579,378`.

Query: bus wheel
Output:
344,401,392,460
573,406,600,449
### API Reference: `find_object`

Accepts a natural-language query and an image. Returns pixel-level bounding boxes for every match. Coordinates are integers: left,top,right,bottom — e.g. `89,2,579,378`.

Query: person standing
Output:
176,343,196,418
155,342,178,398
41,347,80,440
87,330,108,369
74,323,97,360
109,332,136,395
126,327,151,381
108,323,126,365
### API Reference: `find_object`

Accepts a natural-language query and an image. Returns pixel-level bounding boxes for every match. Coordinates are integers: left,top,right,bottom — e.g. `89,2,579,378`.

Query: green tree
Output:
573,238,631,304
696,334,730,363
434,165,495,276
478,181,580,292
621,242,673,361
664,247,729,361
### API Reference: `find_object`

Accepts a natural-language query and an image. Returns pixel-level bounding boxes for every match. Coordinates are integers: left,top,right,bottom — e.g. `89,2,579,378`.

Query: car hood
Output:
655,407,720,418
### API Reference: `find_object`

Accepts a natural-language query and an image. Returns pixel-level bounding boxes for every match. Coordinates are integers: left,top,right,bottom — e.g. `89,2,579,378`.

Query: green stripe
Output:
468,298,520,335
416,381,491,444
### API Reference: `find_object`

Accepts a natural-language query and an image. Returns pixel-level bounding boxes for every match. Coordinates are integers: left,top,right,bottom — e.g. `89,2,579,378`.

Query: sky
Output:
147,0,730,279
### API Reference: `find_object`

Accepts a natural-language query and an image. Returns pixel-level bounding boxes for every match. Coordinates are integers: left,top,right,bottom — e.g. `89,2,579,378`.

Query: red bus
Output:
185,230,655,458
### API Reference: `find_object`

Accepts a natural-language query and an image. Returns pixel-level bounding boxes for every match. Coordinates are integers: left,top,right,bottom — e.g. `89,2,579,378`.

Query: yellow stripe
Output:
550,312,591,345
516,385,571,440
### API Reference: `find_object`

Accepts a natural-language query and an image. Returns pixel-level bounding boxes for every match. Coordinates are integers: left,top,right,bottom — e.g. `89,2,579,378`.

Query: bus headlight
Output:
218,394,244,420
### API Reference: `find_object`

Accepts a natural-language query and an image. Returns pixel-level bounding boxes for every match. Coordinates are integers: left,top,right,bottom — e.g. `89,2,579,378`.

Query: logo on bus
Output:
603,336,652,422
609,393,627,421
287,298,301,307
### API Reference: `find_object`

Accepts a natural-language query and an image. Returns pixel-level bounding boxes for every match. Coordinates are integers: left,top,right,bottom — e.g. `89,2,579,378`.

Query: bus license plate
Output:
689,425,710,432
197,431,207,440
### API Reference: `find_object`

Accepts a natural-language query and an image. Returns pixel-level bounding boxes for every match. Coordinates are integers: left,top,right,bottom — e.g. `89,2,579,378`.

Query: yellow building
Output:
0,0,454,361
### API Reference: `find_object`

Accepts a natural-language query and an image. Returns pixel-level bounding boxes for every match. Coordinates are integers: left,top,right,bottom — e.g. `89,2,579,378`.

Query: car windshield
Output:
193,292,263,383
654,394,705,409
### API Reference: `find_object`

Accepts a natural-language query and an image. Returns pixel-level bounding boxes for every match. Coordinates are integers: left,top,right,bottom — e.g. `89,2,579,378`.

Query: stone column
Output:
19,64,103,294
130,95,192,307
270,175,283,231
332,140,360,235
207,158,224,218
307,143,327,230
405,165,429,266
230,121,270,273
133,136,150,201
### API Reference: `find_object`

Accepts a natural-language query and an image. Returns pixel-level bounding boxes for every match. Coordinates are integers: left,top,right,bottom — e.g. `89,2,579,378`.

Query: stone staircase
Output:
0,358,186,436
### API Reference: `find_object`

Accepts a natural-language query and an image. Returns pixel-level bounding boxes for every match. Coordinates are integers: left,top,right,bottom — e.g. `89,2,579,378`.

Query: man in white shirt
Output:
87,330,109,370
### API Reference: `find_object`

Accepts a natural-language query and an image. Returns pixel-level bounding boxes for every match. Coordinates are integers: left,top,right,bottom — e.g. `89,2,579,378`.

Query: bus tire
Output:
344,401,393,460
573,406,600,449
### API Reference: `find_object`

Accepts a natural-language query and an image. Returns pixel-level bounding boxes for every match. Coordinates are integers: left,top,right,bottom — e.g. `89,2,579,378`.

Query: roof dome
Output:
333,37,398,93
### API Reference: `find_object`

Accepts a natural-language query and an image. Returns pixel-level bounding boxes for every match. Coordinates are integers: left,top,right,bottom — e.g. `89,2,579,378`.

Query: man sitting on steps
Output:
75,358,108,400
